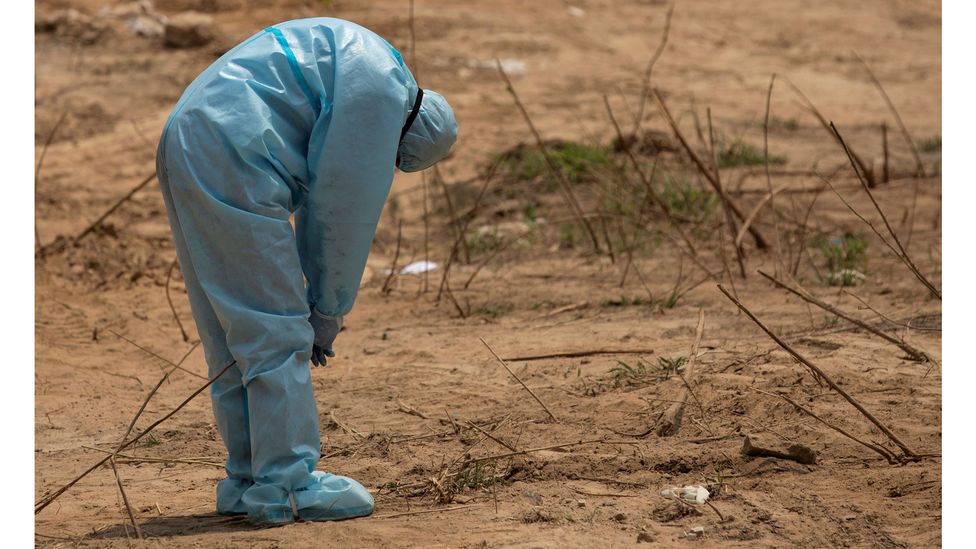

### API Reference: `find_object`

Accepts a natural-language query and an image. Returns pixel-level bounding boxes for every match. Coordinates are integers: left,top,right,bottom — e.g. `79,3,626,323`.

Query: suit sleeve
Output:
296,53,409,317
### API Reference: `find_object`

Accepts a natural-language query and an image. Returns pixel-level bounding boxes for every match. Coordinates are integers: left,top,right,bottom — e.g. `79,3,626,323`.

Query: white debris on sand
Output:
660,485,710,505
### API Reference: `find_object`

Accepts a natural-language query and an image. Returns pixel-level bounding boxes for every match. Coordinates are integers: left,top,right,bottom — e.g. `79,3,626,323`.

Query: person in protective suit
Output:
155,17,458,525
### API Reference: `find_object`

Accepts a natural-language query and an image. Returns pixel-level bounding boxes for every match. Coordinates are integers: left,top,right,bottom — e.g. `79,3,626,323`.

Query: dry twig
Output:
829,122,940,299
658,309,706,436
35,360,237,514
717,285,917,461
165,258,191,342
749,387,897,463
853,52,925,178
502,348,655,362
481,338,559,422
74,173,157,245
757,270,931,362
496,58,602,253
653,89,768,249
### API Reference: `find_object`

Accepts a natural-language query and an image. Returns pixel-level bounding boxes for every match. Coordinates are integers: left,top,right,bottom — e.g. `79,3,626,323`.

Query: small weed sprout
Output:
609,359,649,380
657,355,688,380
467,227,503,254
815,233,868,286
476,303,513,318
918,135,941,153
718,138,787,168
660,175,717,223
560,223,580,249
494,140,616,188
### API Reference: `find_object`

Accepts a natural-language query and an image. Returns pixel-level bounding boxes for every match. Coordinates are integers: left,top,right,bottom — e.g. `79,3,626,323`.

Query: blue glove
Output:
308,307,343,367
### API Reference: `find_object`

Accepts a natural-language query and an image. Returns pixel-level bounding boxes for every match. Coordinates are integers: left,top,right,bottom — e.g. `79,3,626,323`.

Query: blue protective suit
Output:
155,17,457,525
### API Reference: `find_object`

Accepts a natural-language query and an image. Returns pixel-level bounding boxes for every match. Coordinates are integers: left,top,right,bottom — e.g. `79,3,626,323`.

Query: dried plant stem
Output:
496,58,602,253
717,285,917,460
762,74,787,274
881,122,890,183
503,348,656,362
791,179,828,276
466,420,518,452
74,173,157,245
734,187,782,249
657,309,706,436
757,270,931,362
467,439,638,465
853,52,925,178
375,504,487,519
110,330,205,380
35,111,68,254
381,220,403,294
782,77,875,187
331,410,366,441
621,0,677,134
462,232,525,290
165,258,191,342
653,89,768,250
632,2,675,134
436,156,503,301
408,0,417,76
481,338,559,422
109,457,143,539
433,165,471,263
749,387,897,463
829,122,940,299
82,446,223,467
707,109,747,278
35,360,236,514
604,95,700,258
421,171,430,294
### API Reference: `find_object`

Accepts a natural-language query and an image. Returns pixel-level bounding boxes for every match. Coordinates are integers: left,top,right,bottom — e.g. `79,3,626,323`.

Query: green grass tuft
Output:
718,139,787,168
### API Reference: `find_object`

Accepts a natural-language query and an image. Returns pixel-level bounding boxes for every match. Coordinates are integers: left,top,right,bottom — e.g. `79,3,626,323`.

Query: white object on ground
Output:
660,485,710,505
400,260,438,274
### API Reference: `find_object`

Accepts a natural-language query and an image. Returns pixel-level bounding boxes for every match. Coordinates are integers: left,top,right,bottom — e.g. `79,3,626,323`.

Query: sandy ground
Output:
35,0,941,546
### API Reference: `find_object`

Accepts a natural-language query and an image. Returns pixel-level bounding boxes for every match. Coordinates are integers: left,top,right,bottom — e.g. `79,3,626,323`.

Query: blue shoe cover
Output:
295,471,375,522
243,471,374,525
216,477,253,515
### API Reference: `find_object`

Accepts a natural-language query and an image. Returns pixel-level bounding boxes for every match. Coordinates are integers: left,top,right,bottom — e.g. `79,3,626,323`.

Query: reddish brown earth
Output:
35,0,941,546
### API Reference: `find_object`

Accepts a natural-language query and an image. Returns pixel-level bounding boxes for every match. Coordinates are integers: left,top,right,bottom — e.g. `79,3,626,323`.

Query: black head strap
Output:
399,88,424,142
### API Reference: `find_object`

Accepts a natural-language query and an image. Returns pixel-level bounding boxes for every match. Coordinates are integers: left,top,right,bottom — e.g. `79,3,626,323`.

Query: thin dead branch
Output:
480,337,559,422
653,89,769,249
74,172,157,245
110,330,205,380
853,52,925,178
782,77,875,187
829,122,940,299
657,309,706,436
437,155,503,301
502,348,656,362
717,285,918,461
496,58,602,253
707,108,747,278
331,409,366,441
749,387,897,463
396,396,430,419
109,457,143,539
757,270,931,362
632,1,675,134
165,258,191,343
35,111,68,254
35,360,237,514
762,74,787,274
604,95,700,258
381,220,403,294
